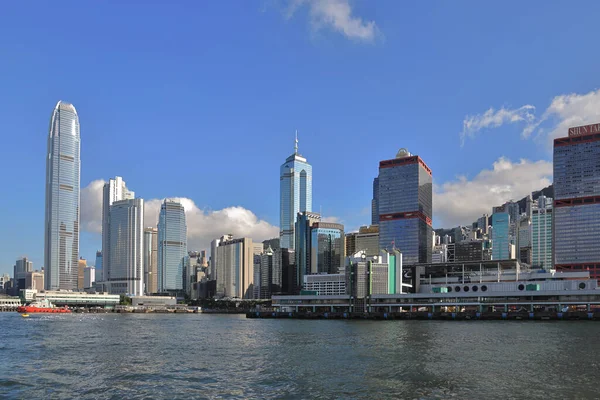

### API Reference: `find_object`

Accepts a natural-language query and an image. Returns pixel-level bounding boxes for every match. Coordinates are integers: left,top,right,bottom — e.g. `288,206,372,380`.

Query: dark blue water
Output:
1,312,598,399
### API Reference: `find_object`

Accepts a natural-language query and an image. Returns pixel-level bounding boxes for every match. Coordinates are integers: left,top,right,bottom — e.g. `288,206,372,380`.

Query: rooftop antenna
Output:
294,129,299,154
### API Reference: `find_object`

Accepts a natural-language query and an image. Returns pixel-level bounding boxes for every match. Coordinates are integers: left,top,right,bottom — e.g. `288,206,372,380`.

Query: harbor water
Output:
0,313,598,399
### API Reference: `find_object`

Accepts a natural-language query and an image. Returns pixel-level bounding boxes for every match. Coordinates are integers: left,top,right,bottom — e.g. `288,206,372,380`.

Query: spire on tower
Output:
294,130,299,154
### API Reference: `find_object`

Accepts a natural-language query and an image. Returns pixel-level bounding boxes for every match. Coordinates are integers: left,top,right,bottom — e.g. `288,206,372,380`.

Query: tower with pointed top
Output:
44,101,81,290
280,133,312,250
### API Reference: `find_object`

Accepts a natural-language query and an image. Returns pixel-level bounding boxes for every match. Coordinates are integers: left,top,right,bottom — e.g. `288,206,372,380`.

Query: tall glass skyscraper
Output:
371,177,379,225
554,123,600,279
44,101,80,290
280,134,312,250
378,148,432,265
157,200,187,293
102,176,134,282
108,198,144,296
532,195,552,269
491,212,510,260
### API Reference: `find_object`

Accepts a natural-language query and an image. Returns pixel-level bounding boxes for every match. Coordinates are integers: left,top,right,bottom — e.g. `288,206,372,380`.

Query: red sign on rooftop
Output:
568,123,600,137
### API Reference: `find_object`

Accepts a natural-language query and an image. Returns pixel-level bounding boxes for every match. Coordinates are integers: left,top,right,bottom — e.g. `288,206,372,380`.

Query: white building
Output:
84,266,96,288
109,198,144,296
102,177,134,282
303,274,346,296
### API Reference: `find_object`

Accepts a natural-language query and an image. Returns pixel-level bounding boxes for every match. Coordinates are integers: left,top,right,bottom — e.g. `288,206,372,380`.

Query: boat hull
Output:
17,306,71,314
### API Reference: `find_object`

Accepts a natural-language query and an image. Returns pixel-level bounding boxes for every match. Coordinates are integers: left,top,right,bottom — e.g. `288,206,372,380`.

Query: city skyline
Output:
4,2,600,274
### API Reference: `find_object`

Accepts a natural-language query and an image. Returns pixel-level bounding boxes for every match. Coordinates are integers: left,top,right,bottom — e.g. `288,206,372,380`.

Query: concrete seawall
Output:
247,311,600,321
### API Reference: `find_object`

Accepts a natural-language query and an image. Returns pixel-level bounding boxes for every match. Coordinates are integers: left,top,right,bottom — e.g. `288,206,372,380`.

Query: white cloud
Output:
525,89,600,144
287,0,380,42
461,88,600,147
460,105,536,146
81,180,279,251
434,157,552,227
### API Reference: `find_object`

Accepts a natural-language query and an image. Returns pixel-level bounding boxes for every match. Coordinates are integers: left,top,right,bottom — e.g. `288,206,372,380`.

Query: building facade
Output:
295,211,321,286
44,101,80,290
215,237,256,299
378,148,433,265
157,200,187,293
108,198,144,296
280,135,312,250
14,257,33,293
491,212,510,260
532,195,553,269
311,222,345,275
371,177,379,225
143,227,158,294
356,225,380,257
554,123,600,279
102,177,134,282
95,251,103,283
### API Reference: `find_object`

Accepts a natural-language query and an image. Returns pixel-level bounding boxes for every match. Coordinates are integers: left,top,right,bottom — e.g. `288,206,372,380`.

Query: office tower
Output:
378,148,433,264
262,238,281,252
95,251,103,283
311,222,345,275
108,198,144,295
26,271,44,291
185,251,204,297
210,237,222,280
371,177,379,225
44,101,80,290
477,214,489,235
258,246,274,299
532,195,553,269
295,211,321,286
215,237,256,299
493,200,520,243
356,225,379,256
517,216,532,264
491,212,510,260
554,122,600,278
102,177,134,282
346,232,358,257
143,227,158,294
14,257,33,293
157,200,187,293
280,133,312,249
200,250,208,267
84,266,96,289
77,258,86,289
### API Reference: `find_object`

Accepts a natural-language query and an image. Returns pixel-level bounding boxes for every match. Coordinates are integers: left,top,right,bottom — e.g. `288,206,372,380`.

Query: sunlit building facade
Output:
102,177,134,282
491,212,510,260
144,227,158,294
554,123,600,278
532,195,552,269
157,200,187,293
109,198,144,296
280,135,312,250
378,148,432,265
44,101,80,290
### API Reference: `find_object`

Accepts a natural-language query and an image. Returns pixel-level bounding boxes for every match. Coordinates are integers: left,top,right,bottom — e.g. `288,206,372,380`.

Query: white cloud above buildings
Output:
80,180,279,251
461,88,600,147
433,157,552,227
285,0,380,42
460,105,536,146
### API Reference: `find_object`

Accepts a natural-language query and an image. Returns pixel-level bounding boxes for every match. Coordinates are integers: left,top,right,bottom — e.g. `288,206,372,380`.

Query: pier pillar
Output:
587,304,591,312
330,306,334,312
312,306,316,313
388,306,392,313
504,304,508,312
530,303,534,312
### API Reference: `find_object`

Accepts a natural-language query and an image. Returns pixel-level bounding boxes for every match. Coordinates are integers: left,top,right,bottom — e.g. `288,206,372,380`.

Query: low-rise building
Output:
130,296,177,307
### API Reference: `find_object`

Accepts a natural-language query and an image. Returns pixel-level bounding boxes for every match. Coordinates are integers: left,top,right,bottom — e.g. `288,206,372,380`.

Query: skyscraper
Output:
377,148,433,265
102,177,134,282
371,177,379,225
532,195,552,269
554,123,600,278
108,198,144,296
157,200,187,293
280,133,312,249
295,211,321,286
143,227,158,294
14,257,33,293
44,101,80,290
215,236,256,299
491,212,510,260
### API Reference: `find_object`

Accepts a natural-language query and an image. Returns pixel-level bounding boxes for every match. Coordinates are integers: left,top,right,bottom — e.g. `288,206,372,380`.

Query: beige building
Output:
144,227,158,294
26,271,44,291
215,236,260,299
78,258,87,289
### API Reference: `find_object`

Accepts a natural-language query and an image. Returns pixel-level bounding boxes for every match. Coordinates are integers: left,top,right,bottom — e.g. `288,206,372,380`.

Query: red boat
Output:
17,299,71,314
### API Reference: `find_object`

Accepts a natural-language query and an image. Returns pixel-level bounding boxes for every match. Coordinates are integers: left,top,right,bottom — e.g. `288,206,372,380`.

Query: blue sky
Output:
2,1,600,275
